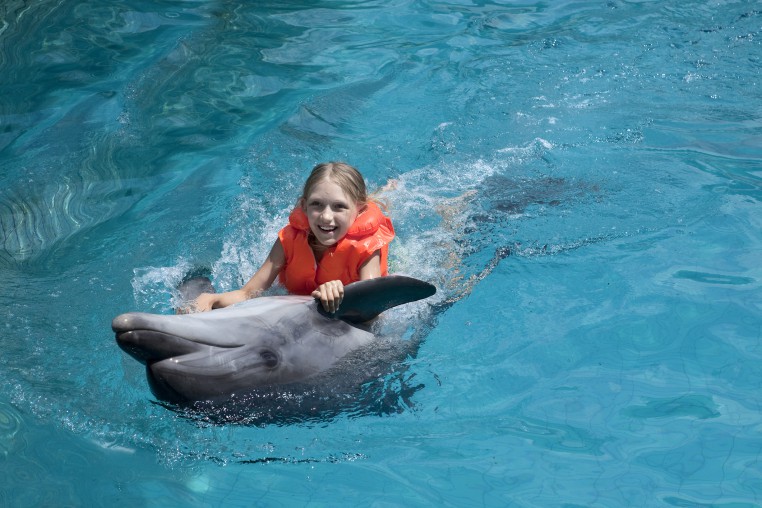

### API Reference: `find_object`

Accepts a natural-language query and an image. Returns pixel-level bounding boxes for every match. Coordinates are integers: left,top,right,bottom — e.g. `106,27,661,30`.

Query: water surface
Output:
1,0,760,506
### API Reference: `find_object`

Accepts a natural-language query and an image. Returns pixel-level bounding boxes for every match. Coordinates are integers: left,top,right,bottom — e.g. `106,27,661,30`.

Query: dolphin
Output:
113,275,436,405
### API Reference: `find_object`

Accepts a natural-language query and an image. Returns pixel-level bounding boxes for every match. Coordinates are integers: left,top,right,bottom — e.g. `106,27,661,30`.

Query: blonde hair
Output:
301,162,368,207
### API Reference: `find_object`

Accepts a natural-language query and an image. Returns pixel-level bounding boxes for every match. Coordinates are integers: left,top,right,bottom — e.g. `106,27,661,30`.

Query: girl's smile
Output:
302,178,360,247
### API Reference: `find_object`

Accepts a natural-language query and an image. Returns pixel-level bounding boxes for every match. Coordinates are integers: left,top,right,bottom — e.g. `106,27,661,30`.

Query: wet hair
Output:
301,162,368,207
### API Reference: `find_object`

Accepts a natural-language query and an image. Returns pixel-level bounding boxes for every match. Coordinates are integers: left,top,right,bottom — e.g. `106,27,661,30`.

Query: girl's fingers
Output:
315,280,344,313
193,293,215,313
331,281,344,312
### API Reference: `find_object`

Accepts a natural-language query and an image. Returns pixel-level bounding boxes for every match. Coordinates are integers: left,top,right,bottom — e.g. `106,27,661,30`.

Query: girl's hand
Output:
192,292,219,313
312,280,344,313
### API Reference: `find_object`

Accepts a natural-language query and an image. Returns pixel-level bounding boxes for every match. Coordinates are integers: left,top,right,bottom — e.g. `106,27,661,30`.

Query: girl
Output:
193,162,394,314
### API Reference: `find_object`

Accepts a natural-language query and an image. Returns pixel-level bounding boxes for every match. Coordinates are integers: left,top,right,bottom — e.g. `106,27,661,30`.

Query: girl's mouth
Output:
318,225,337,233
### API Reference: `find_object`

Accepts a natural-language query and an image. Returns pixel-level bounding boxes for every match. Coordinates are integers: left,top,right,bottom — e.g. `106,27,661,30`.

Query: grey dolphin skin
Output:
113,275,435,404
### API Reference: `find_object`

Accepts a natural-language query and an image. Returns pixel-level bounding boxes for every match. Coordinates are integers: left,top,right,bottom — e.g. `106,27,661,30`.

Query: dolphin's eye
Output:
260,350,278,368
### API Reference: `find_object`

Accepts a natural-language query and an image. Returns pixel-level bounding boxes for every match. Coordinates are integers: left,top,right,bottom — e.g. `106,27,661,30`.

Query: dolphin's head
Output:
113,296,374,402
113,275,437,404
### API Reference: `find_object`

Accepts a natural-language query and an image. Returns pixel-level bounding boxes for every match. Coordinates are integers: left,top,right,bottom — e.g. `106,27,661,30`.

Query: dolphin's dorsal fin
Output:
320,275,436,323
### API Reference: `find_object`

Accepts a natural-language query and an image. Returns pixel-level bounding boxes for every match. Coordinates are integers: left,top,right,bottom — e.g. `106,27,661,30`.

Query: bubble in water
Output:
131,259,193,312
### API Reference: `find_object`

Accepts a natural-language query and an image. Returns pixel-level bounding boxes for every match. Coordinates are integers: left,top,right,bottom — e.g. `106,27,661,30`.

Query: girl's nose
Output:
319,207,333,222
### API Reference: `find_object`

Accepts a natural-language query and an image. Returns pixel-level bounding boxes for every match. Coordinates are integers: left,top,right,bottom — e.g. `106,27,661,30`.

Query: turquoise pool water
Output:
1,0,760,505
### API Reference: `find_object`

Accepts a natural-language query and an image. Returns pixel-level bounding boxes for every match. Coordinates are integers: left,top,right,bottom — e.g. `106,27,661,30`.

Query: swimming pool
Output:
1,0,760,505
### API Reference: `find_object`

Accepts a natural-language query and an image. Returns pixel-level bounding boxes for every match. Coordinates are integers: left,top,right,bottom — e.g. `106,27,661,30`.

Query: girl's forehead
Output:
306,178,352,200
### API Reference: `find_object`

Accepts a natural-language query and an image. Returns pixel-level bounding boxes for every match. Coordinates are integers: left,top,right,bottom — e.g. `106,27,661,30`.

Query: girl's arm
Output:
358,250,382,280
311,250,382,314
194,239,286,312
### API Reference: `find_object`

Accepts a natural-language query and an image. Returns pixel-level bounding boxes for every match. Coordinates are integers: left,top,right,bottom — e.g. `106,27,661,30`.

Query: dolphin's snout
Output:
112,312,207,364
112,313,138,333
112,312,157,333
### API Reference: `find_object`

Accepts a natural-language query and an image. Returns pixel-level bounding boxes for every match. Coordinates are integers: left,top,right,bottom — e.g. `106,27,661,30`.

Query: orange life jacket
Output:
278,202,394,295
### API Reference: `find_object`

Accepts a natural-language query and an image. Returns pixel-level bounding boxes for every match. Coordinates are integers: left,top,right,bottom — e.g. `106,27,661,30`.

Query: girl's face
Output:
302,178,360,247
